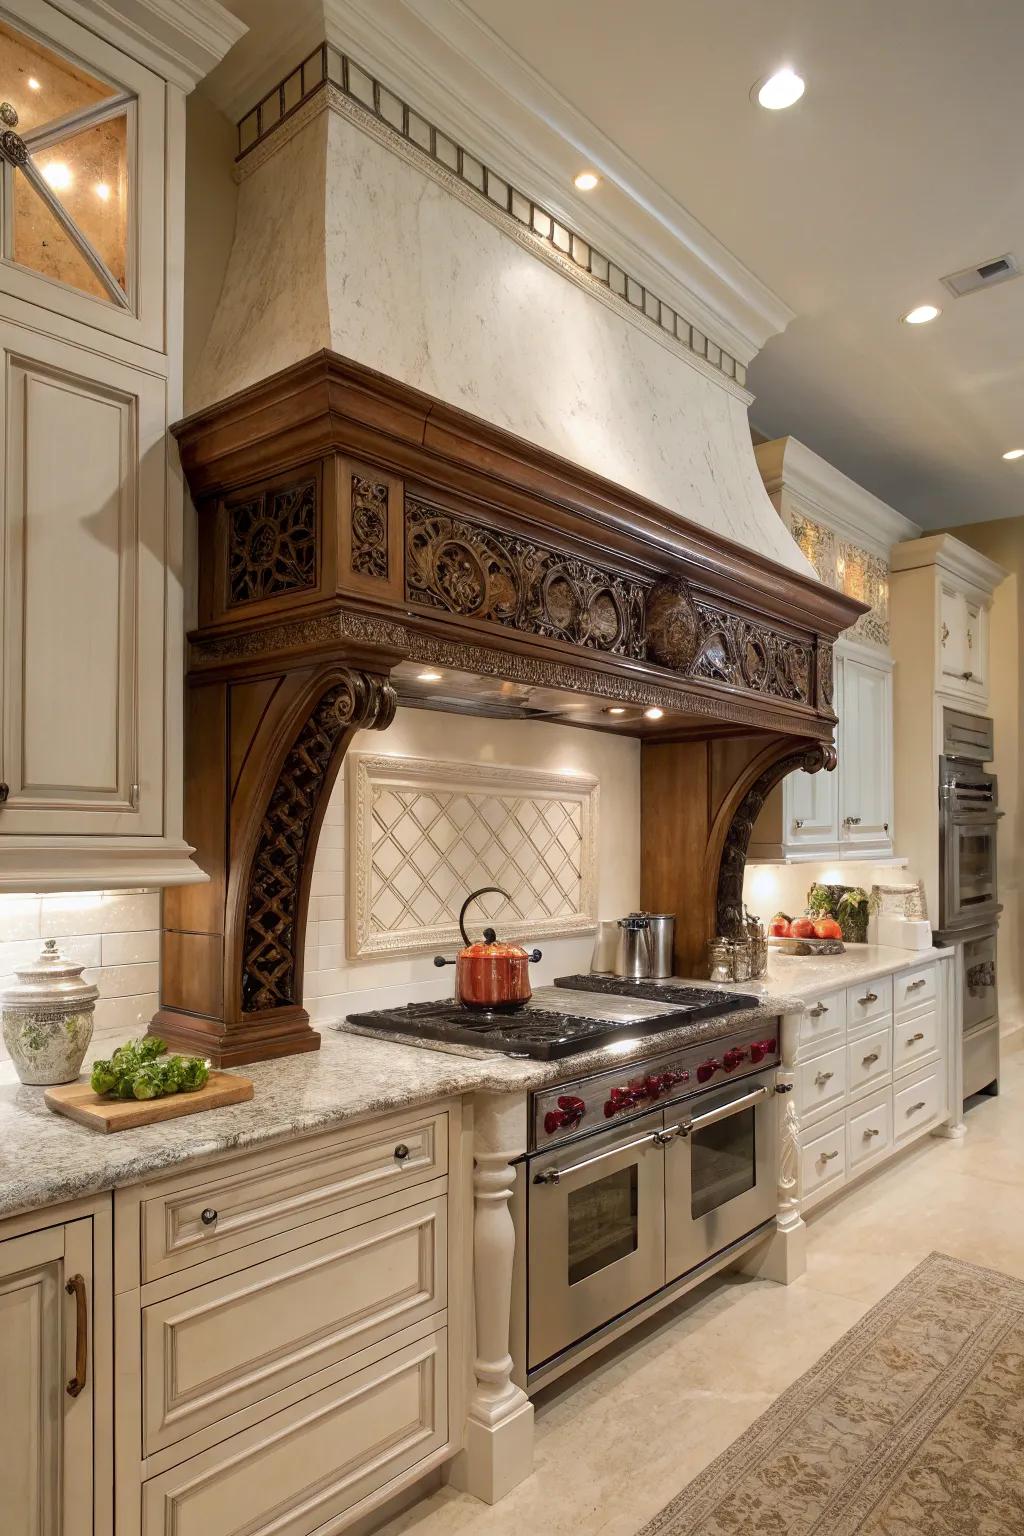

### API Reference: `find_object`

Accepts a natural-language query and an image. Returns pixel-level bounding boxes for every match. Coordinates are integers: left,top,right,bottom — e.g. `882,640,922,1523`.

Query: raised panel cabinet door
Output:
0,1219,95,1536
938,586,967,686
962,600,987,694
0,320,165,833
839,656,893,851
783,746,840,852
0,0,165,351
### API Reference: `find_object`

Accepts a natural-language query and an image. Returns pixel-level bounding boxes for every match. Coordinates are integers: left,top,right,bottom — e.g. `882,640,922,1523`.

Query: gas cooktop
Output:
554,975,758,1008
344,984,756,1060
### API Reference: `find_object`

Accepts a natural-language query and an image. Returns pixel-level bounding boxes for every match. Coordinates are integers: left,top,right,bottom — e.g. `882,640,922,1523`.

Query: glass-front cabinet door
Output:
0,0,164,348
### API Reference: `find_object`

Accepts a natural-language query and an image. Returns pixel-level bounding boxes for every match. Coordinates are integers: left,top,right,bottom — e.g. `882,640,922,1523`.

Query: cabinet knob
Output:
200,1208,218,1226
0,781,8,805
859,991,878,1005
863,1126,880,1139
394,1143,410,1161
793,818,804,830
808,1002,829,1018
961,670,975,682
819,1149,840,1163
815,1070,834,1086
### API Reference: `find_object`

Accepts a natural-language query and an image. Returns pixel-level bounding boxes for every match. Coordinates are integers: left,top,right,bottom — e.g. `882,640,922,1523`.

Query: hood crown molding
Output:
203,0,792,366
54,0,246,88
756,436,921,558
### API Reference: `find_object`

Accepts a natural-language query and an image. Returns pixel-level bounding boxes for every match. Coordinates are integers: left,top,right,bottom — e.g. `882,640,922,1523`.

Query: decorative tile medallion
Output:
346,752,599,957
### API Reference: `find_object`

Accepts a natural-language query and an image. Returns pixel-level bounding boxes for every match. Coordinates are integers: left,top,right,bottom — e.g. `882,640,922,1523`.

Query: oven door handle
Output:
533,1128,663,1184
673,1084,771,1139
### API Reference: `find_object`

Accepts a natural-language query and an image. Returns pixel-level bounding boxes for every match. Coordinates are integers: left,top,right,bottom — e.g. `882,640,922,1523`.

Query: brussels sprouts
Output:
130,1064,167,1101
89,1037,210,1101
178,1056,210,1092
90,1059,119,1095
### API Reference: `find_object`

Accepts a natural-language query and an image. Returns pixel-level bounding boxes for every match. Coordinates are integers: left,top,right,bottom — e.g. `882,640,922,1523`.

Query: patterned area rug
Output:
639,1252,1024,1535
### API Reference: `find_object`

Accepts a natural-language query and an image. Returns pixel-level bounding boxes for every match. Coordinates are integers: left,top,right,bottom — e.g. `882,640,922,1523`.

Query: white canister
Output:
1,939,99,1085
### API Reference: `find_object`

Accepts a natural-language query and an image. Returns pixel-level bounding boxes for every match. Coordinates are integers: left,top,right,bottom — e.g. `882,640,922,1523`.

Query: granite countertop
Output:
0,943,951,1223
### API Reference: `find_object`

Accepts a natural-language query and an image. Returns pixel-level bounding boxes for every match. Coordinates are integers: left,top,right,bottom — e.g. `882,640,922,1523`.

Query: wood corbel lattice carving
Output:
242,674,397,1011
715,742,838,938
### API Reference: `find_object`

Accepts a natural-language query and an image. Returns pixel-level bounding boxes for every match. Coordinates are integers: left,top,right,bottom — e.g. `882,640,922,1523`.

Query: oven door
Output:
943,811,1001,928
527,1110,666,1370
664,1072,777,1282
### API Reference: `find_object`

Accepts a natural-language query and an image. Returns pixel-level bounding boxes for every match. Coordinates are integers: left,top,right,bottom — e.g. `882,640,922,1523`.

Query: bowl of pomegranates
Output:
767,912,845,955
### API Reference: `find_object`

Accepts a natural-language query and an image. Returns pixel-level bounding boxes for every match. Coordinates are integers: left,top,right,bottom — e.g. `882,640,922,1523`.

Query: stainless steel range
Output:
510,1003,780,1390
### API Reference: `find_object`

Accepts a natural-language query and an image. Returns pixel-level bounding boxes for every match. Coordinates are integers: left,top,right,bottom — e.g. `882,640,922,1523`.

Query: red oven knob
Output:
545,1094,586,1135
749,1038,778,1065
723,1046,747,1072
661,1068,689,1089
696,1058,720,1084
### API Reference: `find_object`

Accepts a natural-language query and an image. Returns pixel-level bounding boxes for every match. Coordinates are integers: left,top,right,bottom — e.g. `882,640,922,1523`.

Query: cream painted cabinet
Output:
938,584,988,702
838,651,893,852
0,1216,102,1536
0,319,166,835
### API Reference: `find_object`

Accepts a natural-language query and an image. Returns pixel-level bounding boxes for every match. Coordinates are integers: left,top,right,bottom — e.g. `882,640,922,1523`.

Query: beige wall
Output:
942,518,1022,1029
183,91,238,410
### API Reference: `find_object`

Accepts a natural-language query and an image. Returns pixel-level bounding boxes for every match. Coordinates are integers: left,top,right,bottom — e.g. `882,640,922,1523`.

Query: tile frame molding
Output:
345,751,600,958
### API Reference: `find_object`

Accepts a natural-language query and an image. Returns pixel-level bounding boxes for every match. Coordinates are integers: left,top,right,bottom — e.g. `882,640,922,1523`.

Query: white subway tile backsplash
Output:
0,895,43,941
101,929,160,966
90,961,160,999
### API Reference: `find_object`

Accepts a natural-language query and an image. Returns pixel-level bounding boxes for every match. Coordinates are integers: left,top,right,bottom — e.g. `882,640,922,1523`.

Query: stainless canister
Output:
628,912,675,978
615,915,653,979
590,920,620,974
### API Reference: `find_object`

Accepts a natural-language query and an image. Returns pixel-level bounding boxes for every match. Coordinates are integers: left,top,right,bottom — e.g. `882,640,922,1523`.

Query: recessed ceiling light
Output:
604,705,627,716
94,182,111,201
573,170,600,191
754,68,805,111
643,706,664,721
902,304,941,325
41,161,72,191
1003,448,1024,460
27,77,41,91
417,670,442,682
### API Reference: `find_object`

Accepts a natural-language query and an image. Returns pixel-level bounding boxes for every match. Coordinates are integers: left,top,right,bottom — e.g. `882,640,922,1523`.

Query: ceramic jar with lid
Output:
1,939,99,1085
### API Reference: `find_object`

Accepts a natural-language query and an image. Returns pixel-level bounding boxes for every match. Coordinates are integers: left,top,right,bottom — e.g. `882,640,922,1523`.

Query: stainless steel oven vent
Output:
942,708,993,762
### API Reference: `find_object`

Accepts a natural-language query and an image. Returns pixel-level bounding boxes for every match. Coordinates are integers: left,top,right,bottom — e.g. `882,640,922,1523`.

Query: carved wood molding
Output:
715,741,838,938
227,476,317,607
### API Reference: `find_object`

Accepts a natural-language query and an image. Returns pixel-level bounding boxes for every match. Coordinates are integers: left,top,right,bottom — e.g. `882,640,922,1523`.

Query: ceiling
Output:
454,0,1024,529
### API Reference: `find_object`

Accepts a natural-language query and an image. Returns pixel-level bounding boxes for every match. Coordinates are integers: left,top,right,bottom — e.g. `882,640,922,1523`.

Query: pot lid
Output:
1,939,99,1009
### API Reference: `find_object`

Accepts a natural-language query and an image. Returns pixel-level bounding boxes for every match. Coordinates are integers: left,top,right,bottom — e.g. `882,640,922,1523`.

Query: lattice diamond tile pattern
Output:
348,754,598,956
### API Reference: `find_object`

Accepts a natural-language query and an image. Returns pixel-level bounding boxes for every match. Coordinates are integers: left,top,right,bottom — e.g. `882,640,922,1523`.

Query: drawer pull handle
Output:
65,1275,88,1398
815,1070,834,1086
862,1052,880,1066
909,1101,927,1113
863,1126,881,1139
809,1003,829,1018
858,992,878,1005
819,1149,840,1163
907,1032,925,1044
200,1208,218,1226
394,1143,410,1161
907,979,927,991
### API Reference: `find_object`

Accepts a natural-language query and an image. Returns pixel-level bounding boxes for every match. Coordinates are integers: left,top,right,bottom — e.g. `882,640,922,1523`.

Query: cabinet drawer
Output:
141,1109,448,1283
801,1114,846,1201
847,1090,892,1171
798,1044,846,1123
798,991,847,1055
894,965,936,1017
143,1196,447,1454
893,1008,940,1076
141,1326,448,1536
847,976,892,1034
846,1026,891,1100
893,1067,945,1143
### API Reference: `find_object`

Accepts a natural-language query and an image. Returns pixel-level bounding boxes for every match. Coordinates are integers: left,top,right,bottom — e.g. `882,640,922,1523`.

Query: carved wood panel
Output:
405,497,649,657
715,742,837,937
228,477,317,606
241,672,396,1012
350,474,389,580
690,604,812,704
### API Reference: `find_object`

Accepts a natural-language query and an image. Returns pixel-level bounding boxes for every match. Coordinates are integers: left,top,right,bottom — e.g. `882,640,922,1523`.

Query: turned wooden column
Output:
450,1092,535,1504
153,659,397,1065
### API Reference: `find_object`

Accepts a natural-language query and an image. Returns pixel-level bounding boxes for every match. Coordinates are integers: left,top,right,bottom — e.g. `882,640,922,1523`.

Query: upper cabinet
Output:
0,0,165,350
890,535,1003,712
749,436,916,864
0,0,243,890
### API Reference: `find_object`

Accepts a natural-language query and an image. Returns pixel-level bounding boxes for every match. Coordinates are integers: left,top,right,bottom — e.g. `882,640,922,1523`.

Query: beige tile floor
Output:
378,1036,1023,1536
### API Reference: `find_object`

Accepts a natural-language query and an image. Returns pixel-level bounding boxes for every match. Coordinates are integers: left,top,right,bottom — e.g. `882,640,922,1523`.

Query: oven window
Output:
567,1167,639,1285
958,826,996,907
691,1109,756,1219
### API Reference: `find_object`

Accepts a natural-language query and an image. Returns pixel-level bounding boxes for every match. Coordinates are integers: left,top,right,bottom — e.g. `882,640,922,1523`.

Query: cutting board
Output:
44,1072,253,1132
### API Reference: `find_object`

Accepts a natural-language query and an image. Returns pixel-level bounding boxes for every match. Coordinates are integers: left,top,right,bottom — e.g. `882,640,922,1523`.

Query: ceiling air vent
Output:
940,253,1020,299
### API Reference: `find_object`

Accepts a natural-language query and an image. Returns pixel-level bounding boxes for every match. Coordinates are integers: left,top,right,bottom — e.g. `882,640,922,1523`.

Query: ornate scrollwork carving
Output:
228,478,317,606
405,498,648,657
817,642,835,712
691,604,813,704
350,475,389,580
716,742,837,938
241,672,397,1013
645,579,701,671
